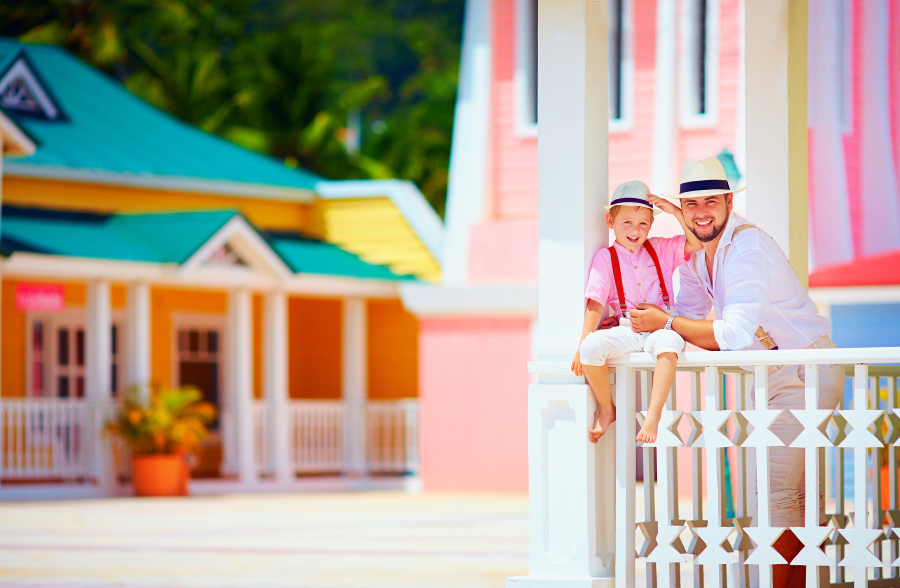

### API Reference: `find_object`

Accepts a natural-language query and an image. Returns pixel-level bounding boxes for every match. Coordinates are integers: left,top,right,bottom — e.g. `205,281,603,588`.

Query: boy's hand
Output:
598,316,619,330
648,195,682,217
629,303,670,332
571,352,584,376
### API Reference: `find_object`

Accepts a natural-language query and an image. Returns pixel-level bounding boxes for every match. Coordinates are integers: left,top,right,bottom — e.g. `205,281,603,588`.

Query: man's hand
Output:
629,304,670,333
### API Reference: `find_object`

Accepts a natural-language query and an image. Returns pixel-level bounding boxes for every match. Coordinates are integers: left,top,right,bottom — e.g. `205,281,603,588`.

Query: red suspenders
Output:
606,241,670,316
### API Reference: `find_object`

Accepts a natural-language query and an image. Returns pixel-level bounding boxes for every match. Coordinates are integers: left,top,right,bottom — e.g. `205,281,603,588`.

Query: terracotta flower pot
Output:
131,454,189,497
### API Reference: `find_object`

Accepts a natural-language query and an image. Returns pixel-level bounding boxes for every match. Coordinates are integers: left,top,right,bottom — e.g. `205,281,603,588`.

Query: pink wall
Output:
418,317,531,492
608,0,657,191
491,0,539,220
468,219,539,283
673,0,741,176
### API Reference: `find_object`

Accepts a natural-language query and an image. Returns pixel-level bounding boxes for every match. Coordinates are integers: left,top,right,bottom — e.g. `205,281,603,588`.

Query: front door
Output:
174,317,224,478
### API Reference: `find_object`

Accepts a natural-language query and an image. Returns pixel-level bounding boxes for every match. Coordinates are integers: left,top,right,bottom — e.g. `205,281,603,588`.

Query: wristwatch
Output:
664,315,676,330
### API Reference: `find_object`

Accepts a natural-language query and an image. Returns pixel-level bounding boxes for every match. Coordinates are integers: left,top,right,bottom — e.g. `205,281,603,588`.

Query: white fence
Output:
525,346,900,588
1,399,91,480
288,400,347,473
366,400,419,474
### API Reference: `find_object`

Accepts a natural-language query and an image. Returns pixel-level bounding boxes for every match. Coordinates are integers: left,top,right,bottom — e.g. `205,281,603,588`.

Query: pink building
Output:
402,0,900,492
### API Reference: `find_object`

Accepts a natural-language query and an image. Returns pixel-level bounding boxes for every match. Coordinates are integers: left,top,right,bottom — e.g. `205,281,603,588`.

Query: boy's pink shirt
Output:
584,235,689,316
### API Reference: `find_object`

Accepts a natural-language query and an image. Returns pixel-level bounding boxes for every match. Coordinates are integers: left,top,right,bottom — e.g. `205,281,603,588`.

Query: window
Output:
0,54,62,120
679,0,718,126
515,0,538,134
26,313,123,398
176,322,223,428
608,0,634,131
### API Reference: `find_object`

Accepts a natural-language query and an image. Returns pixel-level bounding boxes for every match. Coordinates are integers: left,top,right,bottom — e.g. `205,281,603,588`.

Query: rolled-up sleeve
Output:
584,250,612,306
713,236,774,351
675,260,712,320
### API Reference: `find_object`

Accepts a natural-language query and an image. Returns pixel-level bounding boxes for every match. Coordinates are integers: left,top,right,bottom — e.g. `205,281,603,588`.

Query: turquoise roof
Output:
1,206,413,281
0,38,321,191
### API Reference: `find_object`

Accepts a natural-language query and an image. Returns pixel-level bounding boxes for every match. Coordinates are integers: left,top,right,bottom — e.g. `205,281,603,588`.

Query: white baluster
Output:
788,364,832,586
616,365,637,588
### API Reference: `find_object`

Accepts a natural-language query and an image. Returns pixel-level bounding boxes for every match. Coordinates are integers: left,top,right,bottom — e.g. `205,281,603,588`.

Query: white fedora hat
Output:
663,157,747,199
604,180,661,216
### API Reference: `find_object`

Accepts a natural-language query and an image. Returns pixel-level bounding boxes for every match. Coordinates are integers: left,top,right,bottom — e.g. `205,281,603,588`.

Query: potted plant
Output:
106,385,216,497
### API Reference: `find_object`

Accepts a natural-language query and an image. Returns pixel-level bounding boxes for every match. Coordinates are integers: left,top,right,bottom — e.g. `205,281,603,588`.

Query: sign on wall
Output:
15,282,65,312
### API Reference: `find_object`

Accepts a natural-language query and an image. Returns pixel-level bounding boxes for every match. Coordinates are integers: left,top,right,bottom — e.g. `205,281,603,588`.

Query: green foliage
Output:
1,0,464,216
105,385,216,456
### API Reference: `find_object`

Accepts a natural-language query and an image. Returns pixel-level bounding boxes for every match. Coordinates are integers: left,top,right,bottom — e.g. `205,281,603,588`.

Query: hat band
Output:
679,179,731,194
609,197,652,207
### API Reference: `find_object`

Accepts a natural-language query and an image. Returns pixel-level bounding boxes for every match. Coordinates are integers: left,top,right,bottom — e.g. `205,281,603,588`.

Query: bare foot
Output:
636,413,660,443
589,412,616,443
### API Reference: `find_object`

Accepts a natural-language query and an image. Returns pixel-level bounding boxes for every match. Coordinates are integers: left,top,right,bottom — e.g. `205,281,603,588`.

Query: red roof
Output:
809,249,900,288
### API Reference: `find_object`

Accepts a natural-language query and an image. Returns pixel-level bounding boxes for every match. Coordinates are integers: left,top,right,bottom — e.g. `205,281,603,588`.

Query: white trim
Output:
179,216,293,281
442,0,492,286
809,285,900,306
400,283,537,317
3,163,317,202
314,179,443,262
0,110,36,157
2,253,402,298
514,0,539,136
678,0,720,128
608,0,635,133
0,57,60,120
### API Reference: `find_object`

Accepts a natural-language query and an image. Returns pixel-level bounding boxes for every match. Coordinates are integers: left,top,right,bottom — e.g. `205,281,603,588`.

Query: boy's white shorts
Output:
579,323,685,366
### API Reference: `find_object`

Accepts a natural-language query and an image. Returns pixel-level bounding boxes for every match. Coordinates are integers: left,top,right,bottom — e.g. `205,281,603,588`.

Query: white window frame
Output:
837,0,853,134
678,0,720,128
608,0,635,133
514,0,539,137
25,309,126,398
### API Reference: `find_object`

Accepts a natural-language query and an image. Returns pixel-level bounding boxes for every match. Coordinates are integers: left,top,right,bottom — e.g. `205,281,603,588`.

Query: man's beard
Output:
691,217,728,242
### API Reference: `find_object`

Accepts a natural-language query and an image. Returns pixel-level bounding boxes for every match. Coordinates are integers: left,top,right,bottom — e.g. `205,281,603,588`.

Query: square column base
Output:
506,576,615,588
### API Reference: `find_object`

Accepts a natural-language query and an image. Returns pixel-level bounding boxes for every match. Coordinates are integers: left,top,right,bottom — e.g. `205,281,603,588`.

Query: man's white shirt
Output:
675,212,831,351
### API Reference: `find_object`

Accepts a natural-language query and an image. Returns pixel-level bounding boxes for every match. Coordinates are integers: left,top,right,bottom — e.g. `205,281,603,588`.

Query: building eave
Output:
3,162,317,202
0,111,36,156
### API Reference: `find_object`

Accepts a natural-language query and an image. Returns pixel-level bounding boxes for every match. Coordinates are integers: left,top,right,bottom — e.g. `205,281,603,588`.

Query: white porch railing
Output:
1,399,91,480
288,400,347,473
366,399,419,474
524,346,900,588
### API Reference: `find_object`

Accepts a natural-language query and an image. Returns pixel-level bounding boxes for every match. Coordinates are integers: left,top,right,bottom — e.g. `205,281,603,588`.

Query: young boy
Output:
571,181,702,443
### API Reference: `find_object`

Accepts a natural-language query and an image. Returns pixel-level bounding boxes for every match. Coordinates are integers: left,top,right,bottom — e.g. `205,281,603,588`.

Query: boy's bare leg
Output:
637,352,677,443
583,364,615,443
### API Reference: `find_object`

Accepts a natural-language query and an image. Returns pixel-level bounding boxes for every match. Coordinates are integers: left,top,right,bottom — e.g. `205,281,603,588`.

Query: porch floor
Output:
0,490,528,588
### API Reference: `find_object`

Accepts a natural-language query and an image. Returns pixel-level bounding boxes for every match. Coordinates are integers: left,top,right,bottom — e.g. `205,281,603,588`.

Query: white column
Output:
509,1,613,587
342,298,367,475
744,0,809,285
442,0,492,286
264,291,292,484
229,290,256,485
125,282,150,403
86,280,114,490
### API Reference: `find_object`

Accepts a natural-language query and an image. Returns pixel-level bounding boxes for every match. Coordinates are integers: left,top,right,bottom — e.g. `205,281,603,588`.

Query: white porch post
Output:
264,291,292,484
744,0,808,285
86,279,114,490
342,297,367,476
509,0,613,586
125,282,150,402
229,289,256,485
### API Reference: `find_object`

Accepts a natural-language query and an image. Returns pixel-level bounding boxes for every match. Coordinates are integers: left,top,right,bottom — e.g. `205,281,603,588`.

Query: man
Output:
630,157,844,588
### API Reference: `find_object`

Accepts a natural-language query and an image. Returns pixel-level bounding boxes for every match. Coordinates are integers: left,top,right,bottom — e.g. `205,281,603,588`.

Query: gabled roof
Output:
0,38,320,196
0,205,414,282
809,249,900,288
